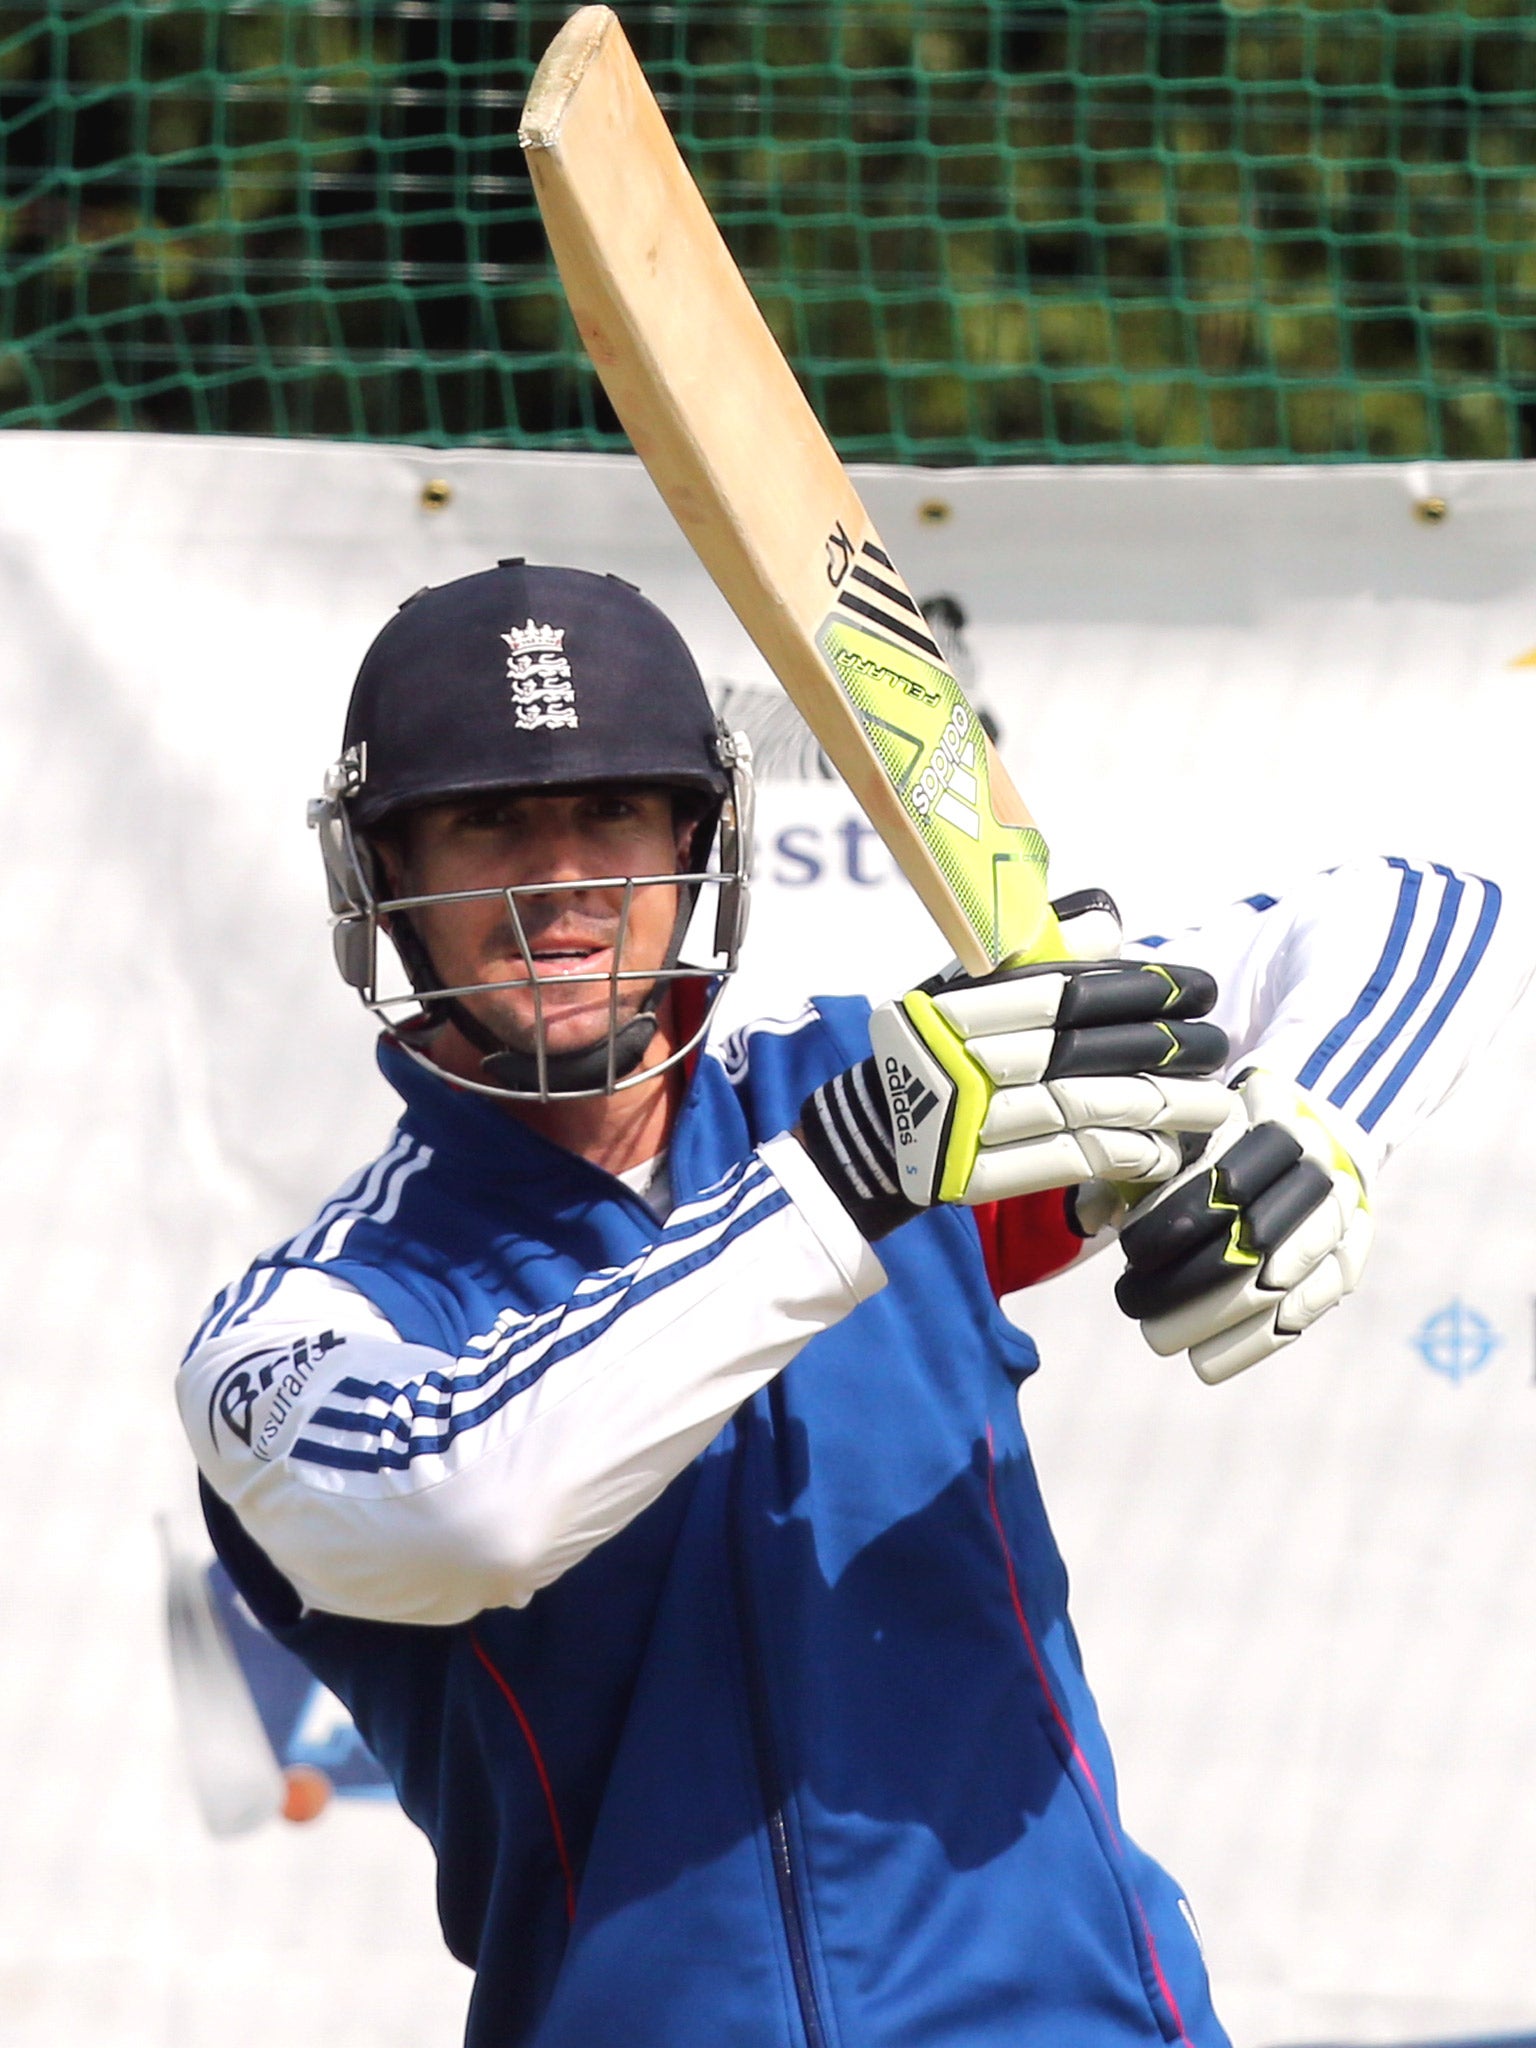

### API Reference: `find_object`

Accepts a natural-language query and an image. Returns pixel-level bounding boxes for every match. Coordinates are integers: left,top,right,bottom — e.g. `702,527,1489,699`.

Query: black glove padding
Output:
800,953,1232,1239
1113,1069,1374,1383
1116,1123,1334,1321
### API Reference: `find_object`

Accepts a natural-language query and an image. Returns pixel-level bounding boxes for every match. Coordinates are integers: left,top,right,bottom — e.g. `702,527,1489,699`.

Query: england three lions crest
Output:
503,618,578,731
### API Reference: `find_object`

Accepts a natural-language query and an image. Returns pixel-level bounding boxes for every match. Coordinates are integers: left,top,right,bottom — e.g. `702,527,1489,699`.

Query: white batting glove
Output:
796,893,1234,1238
1114,1069,1374,1383
868,958,1234,1207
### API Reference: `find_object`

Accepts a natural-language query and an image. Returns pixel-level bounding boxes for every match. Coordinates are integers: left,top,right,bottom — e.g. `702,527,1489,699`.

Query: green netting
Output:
4,2,1536,463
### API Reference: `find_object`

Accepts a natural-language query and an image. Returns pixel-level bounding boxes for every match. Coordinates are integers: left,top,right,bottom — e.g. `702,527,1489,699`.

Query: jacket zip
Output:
728,1435,829,2048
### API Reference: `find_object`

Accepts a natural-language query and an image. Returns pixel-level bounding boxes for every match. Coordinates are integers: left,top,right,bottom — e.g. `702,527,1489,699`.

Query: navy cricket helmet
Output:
310,561,753,1101
341,560,731,826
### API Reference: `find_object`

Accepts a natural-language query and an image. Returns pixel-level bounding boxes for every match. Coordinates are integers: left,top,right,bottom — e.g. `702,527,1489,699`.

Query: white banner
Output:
3,432,1534,2048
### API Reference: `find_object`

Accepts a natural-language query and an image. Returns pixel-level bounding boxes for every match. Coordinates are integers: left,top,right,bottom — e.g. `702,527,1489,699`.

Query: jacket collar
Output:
376,1034,617,1203
375,1027,752,1214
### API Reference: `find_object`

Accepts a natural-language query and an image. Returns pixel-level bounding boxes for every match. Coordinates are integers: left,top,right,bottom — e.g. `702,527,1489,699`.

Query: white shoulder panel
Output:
178,1138,884,1626
1129,858,1535,1177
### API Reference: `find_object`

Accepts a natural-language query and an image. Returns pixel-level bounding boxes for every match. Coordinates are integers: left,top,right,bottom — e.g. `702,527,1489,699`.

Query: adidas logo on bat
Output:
883,1058,941,1147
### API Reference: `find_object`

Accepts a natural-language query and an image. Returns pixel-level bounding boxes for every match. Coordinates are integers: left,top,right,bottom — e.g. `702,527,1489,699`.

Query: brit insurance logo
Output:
503,618,578,732
208,1330,346,1462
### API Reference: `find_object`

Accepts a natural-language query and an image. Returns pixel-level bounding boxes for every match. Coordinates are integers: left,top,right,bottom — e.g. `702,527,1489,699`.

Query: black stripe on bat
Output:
836,591,945,661
862,542,894,570
850,564,922,617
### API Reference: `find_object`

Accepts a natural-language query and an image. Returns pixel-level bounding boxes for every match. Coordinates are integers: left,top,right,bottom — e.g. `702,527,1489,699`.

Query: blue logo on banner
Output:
1411,1299,1501,1384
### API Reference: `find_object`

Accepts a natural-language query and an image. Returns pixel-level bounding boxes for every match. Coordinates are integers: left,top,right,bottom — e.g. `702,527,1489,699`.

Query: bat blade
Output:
520,6,1063,974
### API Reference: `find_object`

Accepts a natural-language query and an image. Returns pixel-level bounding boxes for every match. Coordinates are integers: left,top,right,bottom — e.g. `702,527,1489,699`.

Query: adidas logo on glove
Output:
883,1059,941,1145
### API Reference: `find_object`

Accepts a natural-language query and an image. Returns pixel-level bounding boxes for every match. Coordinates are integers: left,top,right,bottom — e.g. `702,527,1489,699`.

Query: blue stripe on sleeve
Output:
185,1281,238,1358
286,1139,414,1262
318,1156,780,1416
188,1144,420,1358
1358,877,1501,1131
1297,857,1420,1089
292,1182,792,1472
221,1265,284,1336
1326,865,1462,1110
559,1160,779,1311
204,1268,267,1346
307,1168,782,1435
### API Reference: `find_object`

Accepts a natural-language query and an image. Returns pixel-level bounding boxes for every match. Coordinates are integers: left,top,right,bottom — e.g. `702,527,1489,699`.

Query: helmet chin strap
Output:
473,1008,658,1095
387,908,670,1099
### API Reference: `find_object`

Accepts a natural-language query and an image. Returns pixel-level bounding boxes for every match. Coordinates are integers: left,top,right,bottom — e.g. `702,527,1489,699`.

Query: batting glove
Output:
797,909,1232,1240
1115,1069,1374,1384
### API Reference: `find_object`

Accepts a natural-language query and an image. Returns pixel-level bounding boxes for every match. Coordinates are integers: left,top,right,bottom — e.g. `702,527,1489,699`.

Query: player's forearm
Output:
178,1137,884,1626
1128,856,1534,1176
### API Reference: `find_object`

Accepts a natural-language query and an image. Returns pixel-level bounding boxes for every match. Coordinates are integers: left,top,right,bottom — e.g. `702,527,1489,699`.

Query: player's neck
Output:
425,1011,682,1175
505,1060,681,1175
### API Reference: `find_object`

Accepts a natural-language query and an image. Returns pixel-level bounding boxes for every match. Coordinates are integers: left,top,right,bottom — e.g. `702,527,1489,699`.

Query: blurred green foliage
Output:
3,1,1535,461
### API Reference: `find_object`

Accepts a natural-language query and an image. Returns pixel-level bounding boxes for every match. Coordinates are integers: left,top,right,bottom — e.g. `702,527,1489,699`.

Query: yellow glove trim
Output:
1151,1020,1184,1069
1147,964,1184,1014
1204,1165,1262,1270
901,988,993,1205
1242,1068,1372,1214
1297,1099,1369,1205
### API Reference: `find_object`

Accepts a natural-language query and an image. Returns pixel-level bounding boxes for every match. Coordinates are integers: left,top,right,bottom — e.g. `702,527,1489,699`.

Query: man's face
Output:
390,786,695,1062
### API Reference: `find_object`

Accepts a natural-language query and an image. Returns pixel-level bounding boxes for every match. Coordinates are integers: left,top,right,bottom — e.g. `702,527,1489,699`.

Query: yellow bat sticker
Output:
816,614,1050,965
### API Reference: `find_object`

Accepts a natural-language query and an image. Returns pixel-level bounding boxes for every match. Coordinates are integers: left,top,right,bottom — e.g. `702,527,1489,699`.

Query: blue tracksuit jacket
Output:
201,1000,1227,2048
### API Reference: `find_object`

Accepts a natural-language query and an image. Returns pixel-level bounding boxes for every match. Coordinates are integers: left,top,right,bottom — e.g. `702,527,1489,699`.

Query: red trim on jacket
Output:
469,1631,578,1925
971,1190,1084,1299
675,974,711,1082
982,1426,1196,2048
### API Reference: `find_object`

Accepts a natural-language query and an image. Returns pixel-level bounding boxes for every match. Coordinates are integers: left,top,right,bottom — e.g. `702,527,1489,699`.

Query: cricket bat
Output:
519,7,1063,975
159,1516,285,1837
